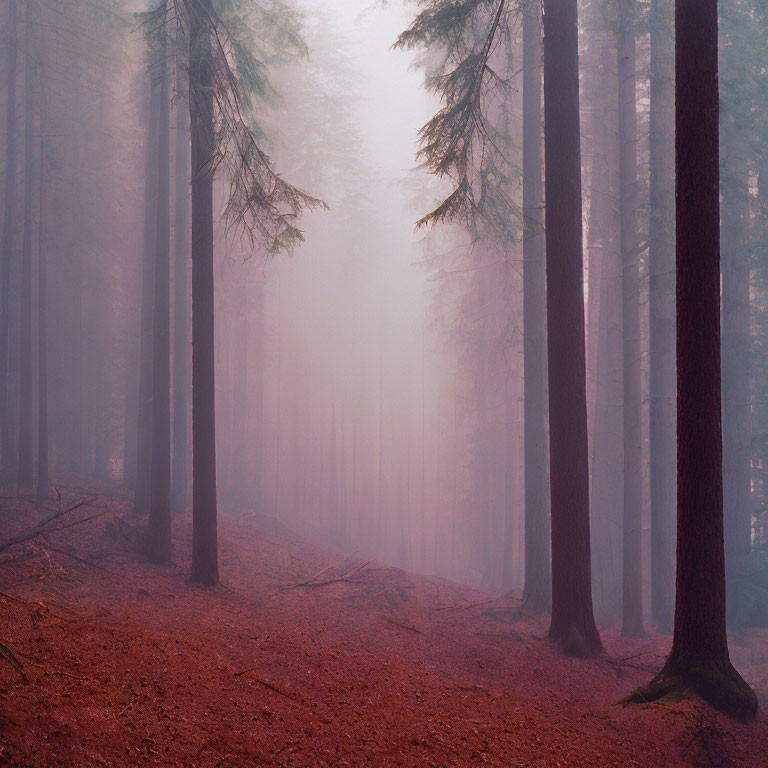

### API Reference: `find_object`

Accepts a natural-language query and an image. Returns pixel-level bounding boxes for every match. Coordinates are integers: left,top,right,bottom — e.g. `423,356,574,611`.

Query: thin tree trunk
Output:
189,0,219,585
543,0,601,657
520,0,549,610
134,66,160,514
171,62,190,516
628,0,756,719
0,0,18,471
618,0,644,638
587,21,622,624
648,0,676,634
148,35,172,563
17,0,34,490
720,32,751,629
36,60,47,505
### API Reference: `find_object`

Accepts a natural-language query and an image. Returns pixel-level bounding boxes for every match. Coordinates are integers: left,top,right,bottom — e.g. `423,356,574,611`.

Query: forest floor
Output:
0,488,767,767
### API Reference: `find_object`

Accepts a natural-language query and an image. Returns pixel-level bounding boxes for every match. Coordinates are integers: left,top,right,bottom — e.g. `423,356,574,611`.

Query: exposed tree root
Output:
624,659,758,721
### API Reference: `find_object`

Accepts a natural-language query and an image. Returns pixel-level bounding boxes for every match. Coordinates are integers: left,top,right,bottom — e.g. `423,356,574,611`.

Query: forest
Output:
0,0,767,765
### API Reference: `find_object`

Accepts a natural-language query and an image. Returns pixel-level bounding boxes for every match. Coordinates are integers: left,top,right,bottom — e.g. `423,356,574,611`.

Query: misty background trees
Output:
1,0,768,717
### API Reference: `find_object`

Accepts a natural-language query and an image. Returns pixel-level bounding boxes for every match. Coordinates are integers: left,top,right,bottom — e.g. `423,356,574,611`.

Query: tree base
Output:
625,659,758,721
550,624,602,658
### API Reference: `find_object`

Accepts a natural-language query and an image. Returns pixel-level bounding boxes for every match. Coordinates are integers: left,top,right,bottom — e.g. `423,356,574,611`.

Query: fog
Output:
3,0,768,680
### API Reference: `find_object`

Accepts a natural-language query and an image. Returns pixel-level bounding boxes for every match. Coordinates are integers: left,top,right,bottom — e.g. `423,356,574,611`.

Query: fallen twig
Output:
233,669,294,699
383,617,422,634
0,640,26,682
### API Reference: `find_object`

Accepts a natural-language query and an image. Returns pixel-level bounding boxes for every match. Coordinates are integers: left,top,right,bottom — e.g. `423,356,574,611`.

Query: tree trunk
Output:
542,0,601,657
520,0,549,611
618,0,644,638
720,31,751,629
36,82,48,505
17,0,34,490
587,24,623,624
147,36,172,563
628,0,756,719
189,0,219,585
134,67,160,514
0,0,18,472
648,0,676,634
172,66,190,516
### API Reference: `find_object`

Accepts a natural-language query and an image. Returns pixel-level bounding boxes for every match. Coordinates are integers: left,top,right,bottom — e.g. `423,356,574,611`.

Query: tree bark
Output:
618,0,644,638
17,0,34,490
520,0,550,612
147,35,172,563
543,0,601,657
628,0,756,719
648,0,676,634
189,0,219,585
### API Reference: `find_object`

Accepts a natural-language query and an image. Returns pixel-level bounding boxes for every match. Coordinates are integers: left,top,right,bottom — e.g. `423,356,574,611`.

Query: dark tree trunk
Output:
720,31,752,629
134,67,160,514
172,69,190,516
17,0,34,490
189,0,219,585
542,0,601,657
648,0,676,634
628,0,756,719
0,0,18,471
520,0,550,612
147,38,172,563
618,0,644,638
36,96,47,505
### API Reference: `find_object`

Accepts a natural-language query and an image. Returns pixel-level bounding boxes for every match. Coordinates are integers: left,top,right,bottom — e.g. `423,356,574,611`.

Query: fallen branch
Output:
282,560,370,591
0,497,107,555
281,554,357,591
431,598,499,613
39,538,117,574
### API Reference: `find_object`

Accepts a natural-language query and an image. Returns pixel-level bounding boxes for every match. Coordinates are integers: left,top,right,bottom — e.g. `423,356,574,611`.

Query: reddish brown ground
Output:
0,488,767,767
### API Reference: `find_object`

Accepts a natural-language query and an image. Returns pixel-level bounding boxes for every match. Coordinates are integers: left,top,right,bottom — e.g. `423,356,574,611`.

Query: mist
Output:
1,0,768,764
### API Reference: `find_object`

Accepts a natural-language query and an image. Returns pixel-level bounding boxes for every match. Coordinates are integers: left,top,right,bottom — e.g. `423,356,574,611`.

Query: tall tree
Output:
0,0,18,472
147,30,172,563
172,57,190,517
720,6,752,628
36,86,48,505
586,5,623,623
628,0,757,718
521,0,549,612
134,62,160,515
543,0,601,656
618,0,643,637
188,0,218,583
173,0,320,583
648,0,676,634
17,0,34,490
